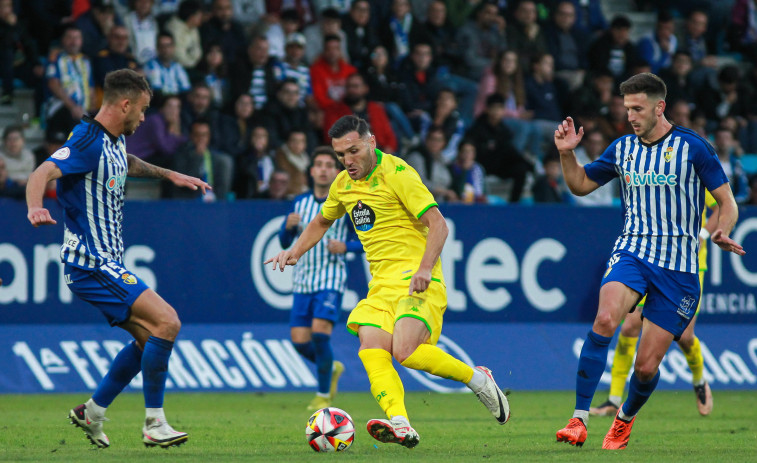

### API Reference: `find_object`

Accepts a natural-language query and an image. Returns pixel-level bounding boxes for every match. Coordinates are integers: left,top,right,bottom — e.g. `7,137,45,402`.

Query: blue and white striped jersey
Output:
585,125,728,274
48,117,128,269
279,192,362,294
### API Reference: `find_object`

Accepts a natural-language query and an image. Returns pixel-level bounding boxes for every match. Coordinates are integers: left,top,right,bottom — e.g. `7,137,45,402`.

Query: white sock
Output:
573,409,589,423
391,415,410,426
608,395,622,408
86,398,106,419
466,368,487,392
617,407,635,421
693,378,705,387
146,407,165,421
316,392,330,398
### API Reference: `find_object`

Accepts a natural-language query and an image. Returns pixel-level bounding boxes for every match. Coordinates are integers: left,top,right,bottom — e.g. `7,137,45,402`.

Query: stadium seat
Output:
741,154,757,175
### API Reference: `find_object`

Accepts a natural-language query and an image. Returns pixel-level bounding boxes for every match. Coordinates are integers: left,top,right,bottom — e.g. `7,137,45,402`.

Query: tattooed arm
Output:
127,154,211,193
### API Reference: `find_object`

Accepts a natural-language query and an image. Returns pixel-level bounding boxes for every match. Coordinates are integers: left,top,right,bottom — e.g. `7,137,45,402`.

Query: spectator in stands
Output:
303,8,348,65
200,0,248,68
310,34,357,110
274,130,310,196
604,94,634,139
405,127,457,202
455,1,507,82
0,155,24,199
0,125,34,186
588,15,643,85
76,0,120,59
397,42,440,130
144,32,192,100
260,8,301,62
93,25,139,105
697,65,753,131
32,129,66,168
219,93,262,161
421,88,465,163
20,0,72,57
164,0,203,69
124,0,158,65
449,140,487,203
667,99,693,128
658,51,697,106
343,0,379,70
181,84,225,146
466,93,532,203
127,95,186,168
568,0,606,35
322,73,397,153
525,53,568,158
568,69,614,118
236,125,274,199
638,10,677,74
190,43,230,110
677,9,718,70
747,175,757,206
173,118,234,201
572,129,614,206
379,0,429,66
728,0,757,63
713,127,750,204
545,0,589,91
507,0,549,73
277,32,315,109
231,35,281,111
262,78,318,151
45,25,96,139
423,0,460,74
257,169,291,200
532,152,568,203
0,0,43,109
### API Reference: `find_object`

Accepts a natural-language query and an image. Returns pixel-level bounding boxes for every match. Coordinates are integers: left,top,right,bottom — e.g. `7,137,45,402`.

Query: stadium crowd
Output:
1,0,757,205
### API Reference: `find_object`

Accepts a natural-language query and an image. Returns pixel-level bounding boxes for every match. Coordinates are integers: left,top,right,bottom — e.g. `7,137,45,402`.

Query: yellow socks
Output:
400,344,474,383
609,334,638,404
682,336,705,385
358,349,407,419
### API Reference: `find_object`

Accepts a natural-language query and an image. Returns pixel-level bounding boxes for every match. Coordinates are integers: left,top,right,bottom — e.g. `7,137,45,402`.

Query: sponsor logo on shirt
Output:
352,200,375,231
105,175,126,191
623,170,678,187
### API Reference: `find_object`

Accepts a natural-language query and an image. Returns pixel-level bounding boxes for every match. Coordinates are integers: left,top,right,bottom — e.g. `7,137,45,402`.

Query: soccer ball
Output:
305,407,355,452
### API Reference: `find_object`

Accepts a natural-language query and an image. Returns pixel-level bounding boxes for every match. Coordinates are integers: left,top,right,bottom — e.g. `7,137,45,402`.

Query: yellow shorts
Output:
346,279,446,345
637,270,705,315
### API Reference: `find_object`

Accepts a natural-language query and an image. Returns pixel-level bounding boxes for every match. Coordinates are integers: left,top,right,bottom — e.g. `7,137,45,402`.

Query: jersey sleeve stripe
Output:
415,202,438,219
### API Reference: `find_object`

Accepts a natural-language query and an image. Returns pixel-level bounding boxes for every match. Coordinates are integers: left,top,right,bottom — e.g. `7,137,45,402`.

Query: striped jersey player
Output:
554,73,744,450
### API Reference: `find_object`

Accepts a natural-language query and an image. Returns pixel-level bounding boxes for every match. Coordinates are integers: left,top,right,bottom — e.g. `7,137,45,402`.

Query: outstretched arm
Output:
554,117,600,196
265,212,334,271
26,161,62,226
127,153,211,194
709,182,745,255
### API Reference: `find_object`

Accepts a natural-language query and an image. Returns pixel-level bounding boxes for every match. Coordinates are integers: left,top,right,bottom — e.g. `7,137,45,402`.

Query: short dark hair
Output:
178,0,202,21
323,33,341,44
321,8,341,20
2,125,23,141
619,72,666,100
610,15,631,29
311,145,338,164
485,93,506,107
103,69,152,103
328,115,371,139
281,8,299,22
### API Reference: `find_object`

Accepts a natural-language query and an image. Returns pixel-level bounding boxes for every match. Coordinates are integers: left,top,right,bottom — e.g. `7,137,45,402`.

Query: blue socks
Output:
293,341,316,362
142,336,174,409
621,370,660,418
92,341,143,408
312,333,334,395
575,330,612,411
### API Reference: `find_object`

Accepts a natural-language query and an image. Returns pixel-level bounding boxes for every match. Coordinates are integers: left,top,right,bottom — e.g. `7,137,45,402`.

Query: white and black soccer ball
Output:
305,407,355,452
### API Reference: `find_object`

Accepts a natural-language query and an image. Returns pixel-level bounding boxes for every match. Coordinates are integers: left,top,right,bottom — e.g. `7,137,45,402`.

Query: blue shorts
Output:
601,250,700,339
65,262,149,326
290,290,342,327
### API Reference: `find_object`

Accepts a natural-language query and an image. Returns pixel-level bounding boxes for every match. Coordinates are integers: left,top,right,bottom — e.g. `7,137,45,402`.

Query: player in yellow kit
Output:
265,116,510,449
591,191,718,417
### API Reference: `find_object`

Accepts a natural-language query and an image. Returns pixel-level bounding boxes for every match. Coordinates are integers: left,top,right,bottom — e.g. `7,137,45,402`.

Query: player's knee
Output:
392,345,416,364
154,308,181,340
593,310,619,335
633,361,658,382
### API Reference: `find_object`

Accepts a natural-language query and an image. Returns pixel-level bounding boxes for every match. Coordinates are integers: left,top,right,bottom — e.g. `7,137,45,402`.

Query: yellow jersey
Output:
699,190,717,271
321,149,444,284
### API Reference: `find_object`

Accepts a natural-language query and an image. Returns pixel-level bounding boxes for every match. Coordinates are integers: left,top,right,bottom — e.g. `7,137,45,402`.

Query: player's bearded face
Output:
333,133,376,180
124,92,150,136
625,93,659,141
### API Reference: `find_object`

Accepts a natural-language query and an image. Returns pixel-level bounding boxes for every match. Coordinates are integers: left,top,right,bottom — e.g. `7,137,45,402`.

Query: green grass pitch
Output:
1,390,755,462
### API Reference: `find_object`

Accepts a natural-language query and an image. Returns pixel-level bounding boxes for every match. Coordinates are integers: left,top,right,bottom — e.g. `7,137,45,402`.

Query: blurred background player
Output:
266,116,510,450
25,69,210,449
278,146,362,411
554,73,744,450
592,191,719,417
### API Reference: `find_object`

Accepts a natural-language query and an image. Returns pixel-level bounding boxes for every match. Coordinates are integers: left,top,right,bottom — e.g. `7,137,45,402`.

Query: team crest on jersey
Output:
121,273,137,285
677,295,696,319
352,200,376,231
51,147,70,160
664,146,674,162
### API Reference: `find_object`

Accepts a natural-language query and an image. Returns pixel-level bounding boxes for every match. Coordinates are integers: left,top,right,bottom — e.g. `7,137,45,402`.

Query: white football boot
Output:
472,366,510,425
142,417,188,448
69,403,110,448
366,416,420,448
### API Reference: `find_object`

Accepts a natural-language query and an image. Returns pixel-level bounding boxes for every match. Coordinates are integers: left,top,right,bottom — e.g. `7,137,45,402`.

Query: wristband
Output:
699,228,711,241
